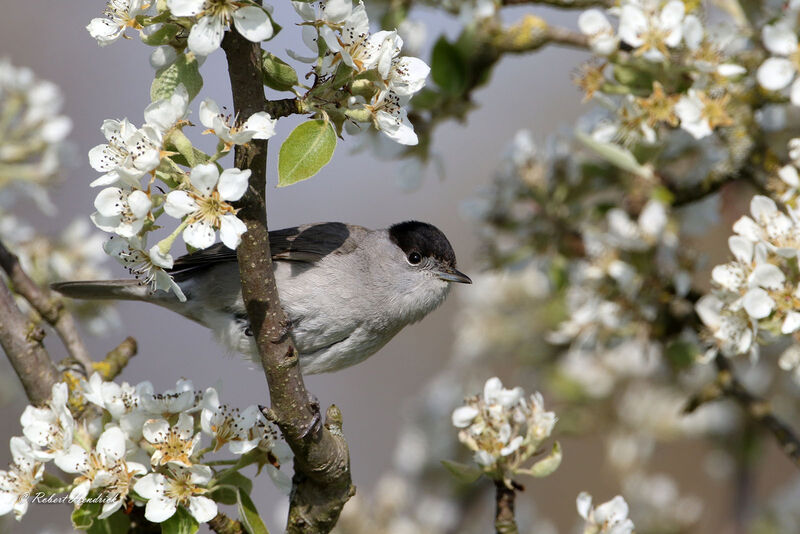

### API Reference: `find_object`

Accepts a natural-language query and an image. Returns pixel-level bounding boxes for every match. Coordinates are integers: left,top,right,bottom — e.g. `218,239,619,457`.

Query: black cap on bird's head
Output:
388,221,472,284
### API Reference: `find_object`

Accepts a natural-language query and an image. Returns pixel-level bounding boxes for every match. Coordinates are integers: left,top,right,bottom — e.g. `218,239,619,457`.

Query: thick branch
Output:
0,276,59,405
0,240,93,371
221,29,353,534
494,480,519,534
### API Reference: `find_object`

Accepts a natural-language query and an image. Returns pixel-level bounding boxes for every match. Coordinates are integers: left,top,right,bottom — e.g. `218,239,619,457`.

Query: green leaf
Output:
262,52,298,92
151,54,203,102
217,470,254,495
527,442,563,478
665,340,698,370
431,36,468,95
142,24,179,46
87,510,131,534
72,502,102,530
160,506,199,534
441,459,483,484
278,120,337,186
237,488,270,534
575,131,654,180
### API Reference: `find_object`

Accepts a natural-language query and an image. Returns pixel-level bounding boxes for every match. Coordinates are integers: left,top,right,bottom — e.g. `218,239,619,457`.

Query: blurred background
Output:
0,1,793,533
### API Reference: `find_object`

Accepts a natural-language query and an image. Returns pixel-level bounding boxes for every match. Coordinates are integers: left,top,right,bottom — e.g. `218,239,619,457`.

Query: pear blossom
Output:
198,99,276,146
756,21,800,105
200,388,261,454
19,383,75,462
577,492,635,534
675,90,712,139
618,0,685,62
88,119,161,187
91,187,153,238
134,464,217,523
0,437,44,520
578,9,619,56
143,414,201,467
56,427,147,519
167,0,273,56
103,236,185,301
143,84,190,135
81,373,141,420
163,163,250,250
386,56,430,97
138,378,198,416
87,0,147,46
367,91,418,146
453,377,558,480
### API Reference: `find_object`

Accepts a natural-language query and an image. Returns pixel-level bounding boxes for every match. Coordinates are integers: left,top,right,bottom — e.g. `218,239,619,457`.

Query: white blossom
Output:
87,0,147,46
0,437,44,520
577,492,635,534
756,21,800,105
135,464,217,523
167,0,273,56
164,163,250,249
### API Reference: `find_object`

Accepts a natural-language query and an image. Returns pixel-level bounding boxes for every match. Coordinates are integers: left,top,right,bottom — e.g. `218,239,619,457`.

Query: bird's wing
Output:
169,222,365,278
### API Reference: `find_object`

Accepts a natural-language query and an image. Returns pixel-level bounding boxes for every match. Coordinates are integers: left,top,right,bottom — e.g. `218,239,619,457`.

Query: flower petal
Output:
219,214,247,249
189,163,219,196
217,168,250,201
188,495,218,523
232,6,274,43
757,57,796,91
164,190,198,218
184,220,216,249
188,15,225,56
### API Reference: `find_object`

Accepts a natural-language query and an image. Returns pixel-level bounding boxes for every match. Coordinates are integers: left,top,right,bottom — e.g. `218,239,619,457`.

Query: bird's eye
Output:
408,251,422,264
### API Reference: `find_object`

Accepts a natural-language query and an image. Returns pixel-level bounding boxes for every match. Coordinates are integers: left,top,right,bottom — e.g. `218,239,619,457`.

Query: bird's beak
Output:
436,267,472,284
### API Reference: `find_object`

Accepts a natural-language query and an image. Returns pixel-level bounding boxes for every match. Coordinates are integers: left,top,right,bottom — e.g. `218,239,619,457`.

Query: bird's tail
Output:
51,280,156,301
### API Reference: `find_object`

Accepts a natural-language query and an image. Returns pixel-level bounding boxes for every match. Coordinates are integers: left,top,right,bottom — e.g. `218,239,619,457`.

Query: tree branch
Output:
208,512,245,534
264,98,303,120
685,355,800,467
0,274,60,405
0,239,93,371
502,0,613,6
494,480,519,534
490,16,590,54
221,29,353,534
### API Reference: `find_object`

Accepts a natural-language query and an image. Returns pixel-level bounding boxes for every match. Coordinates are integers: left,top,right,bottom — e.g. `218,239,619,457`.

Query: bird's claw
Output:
299,393,322,439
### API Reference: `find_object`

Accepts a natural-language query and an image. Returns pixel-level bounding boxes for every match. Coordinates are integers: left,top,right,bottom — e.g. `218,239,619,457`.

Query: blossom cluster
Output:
292,0,430,145
577,0,744,144
697,195,800,363
0,377,288,526
86,84,274,301
0,58,72,198
451,377,559,483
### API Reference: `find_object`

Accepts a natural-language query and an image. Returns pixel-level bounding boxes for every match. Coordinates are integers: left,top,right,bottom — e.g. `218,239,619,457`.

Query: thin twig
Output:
714,355,800,467
95,337,137,380
494,480,519,534
0,239,93,371
221,28,353,534
502,0,613,6
685,356,800,468
208,512,245,534
0,276,59,405
264,98,302,119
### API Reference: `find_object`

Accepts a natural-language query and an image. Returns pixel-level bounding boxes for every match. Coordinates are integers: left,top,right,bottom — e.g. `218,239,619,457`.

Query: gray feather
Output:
50,280,154,301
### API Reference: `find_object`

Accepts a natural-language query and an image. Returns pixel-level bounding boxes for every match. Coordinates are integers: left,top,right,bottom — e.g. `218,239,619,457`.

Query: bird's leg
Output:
269,316,294,344
299,391,322,439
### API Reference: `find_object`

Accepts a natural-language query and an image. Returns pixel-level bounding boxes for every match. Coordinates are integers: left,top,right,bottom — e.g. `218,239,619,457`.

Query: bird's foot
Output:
299,392,322,439
270,317,294,344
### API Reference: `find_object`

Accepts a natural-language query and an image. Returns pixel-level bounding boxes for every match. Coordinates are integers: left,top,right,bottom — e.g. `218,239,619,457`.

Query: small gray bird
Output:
52,221,471,374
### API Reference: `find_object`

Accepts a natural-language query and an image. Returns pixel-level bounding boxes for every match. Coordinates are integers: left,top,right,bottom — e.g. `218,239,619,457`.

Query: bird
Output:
52,221,471,374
